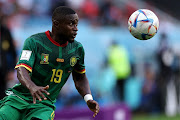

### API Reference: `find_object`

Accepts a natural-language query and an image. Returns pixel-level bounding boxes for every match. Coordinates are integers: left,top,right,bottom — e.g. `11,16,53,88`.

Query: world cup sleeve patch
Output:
20,50,32,61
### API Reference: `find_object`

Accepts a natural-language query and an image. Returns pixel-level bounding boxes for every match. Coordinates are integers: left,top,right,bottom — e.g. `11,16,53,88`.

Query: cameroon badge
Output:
40,53,49,64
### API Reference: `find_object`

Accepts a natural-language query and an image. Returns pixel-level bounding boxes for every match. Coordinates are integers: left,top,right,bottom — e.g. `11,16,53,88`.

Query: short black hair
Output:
52,6,76,21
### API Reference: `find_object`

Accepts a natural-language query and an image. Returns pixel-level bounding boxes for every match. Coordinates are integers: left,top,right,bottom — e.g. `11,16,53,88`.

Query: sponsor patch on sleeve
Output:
20,50,32,61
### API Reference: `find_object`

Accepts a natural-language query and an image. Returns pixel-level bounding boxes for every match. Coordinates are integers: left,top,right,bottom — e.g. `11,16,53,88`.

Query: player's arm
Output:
72,71,100,117
16,66,50,104
15,37,50,103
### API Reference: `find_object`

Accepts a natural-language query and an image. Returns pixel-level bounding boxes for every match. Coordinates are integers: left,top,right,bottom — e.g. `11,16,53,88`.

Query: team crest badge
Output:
40,53,49,64
70,56,77,67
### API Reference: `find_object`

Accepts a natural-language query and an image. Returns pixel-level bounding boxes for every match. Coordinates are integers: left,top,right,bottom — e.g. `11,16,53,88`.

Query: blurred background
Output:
1,0,180,120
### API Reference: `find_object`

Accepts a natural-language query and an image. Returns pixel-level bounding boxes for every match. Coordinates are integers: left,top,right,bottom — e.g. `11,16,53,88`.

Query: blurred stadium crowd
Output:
1,0,180,118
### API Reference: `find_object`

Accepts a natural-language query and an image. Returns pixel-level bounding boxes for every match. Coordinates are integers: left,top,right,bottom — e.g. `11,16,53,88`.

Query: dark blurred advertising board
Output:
55,103,131,120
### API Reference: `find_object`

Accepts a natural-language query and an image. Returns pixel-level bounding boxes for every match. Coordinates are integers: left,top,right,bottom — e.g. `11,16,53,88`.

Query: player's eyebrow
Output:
70,19,78,24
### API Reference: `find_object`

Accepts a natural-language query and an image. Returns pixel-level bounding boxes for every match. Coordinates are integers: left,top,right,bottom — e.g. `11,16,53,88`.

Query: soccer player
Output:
0,6,100,120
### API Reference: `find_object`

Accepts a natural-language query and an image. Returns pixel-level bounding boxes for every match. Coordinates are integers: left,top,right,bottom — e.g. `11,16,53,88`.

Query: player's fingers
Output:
35,93,42,102
38,90,47,100
93,103,100,117
44,85,49,90
33,96,36,104
94,108,99,114
96,105,100,112
93,108,99,117
95,109,99,114
93,112,98,118
41,89,50,95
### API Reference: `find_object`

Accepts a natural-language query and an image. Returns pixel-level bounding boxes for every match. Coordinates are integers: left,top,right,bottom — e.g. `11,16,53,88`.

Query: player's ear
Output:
52,19,59,28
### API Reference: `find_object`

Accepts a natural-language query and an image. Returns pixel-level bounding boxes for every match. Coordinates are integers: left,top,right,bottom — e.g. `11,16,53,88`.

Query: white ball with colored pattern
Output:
128,9,159,40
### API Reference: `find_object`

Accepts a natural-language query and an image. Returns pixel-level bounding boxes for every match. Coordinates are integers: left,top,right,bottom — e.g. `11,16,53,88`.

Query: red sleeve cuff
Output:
74,69,86,74
15,63,32,72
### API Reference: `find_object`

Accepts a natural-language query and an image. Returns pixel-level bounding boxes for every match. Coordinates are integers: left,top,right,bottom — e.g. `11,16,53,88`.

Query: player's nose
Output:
73,25,78,31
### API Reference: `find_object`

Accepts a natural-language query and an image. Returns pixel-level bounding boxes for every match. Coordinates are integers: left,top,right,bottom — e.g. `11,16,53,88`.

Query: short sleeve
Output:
15,37,36,72
73,44,86,74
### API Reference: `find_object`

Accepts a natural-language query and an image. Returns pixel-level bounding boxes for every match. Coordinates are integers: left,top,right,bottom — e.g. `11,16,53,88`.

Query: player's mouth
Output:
72,33,77,39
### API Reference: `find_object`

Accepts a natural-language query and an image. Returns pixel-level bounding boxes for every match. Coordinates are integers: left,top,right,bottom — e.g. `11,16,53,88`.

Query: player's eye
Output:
69,23,73,26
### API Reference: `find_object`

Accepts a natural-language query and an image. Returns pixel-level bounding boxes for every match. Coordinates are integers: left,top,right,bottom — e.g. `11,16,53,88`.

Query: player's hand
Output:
87,100,100,117
29,85,50,104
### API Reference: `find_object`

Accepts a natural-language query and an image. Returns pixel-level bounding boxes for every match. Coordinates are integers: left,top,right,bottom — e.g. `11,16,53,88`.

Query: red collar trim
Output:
45,30,68,47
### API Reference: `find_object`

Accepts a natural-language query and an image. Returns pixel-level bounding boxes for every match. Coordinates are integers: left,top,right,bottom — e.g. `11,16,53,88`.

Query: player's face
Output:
58,13,79,43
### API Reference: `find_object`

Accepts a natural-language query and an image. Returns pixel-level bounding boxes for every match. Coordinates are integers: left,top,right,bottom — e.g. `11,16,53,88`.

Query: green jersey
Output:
10,30,86,107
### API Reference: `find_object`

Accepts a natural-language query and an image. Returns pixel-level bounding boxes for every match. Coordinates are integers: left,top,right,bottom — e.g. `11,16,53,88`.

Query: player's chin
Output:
68,38,75,43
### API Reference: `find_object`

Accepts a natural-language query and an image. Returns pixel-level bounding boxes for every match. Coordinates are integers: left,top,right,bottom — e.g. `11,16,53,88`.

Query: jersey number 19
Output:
50,69,63,83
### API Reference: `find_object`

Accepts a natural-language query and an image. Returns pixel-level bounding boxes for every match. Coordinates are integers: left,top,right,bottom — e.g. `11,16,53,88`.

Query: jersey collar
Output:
45,30,68,47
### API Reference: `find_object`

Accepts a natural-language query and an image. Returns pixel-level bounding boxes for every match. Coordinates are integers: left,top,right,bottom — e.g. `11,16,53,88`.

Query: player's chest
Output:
37,47,79,68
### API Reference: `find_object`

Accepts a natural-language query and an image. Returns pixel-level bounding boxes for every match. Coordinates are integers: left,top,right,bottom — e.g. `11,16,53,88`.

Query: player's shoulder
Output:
72,40,83,48
28,32,46,41
23,32,46,46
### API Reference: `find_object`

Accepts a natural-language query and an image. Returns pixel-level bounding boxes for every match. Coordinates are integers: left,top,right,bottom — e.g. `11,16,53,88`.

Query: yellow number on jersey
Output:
50,69,63,83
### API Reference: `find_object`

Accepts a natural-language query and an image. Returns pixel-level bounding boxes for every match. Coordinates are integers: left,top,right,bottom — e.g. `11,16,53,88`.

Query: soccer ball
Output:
128,9,159,40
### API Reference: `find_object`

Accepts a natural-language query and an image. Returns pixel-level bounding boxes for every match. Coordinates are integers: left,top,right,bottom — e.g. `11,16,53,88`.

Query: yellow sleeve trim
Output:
15,63,32,72
74,69,86,74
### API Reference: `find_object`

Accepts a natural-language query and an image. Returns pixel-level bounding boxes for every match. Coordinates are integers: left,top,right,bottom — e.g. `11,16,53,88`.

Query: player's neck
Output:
50,31,67,45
